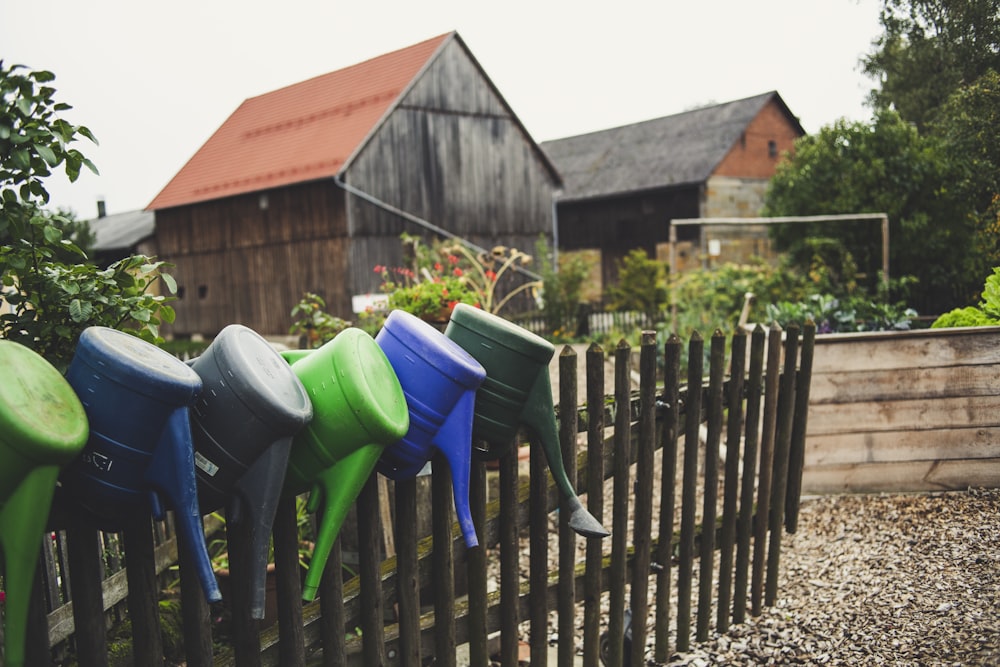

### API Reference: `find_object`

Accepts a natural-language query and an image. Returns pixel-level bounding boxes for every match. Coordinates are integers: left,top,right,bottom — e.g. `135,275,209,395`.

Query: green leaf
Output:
12,148,30,169
68,298,93,322
160,272,177,294
81,157,99,176
43,225,62,244
77,125,98,145
34,142,58,166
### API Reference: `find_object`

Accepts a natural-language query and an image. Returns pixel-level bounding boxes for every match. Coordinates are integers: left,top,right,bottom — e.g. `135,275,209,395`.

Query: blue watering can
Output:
445,304,609,538
187,324,312,619
60,326,222,603
281,328,409,601
375,309,486,549
0,340,89,667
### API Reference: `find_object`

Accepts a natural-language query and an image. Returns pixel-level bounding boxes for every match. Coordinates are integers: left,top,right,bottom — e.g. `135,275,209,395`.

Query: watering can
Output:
60,326,222,603
281,328,409,601
0,340,89,667
187,324,312,619
444,303,609,538
374,309,486,549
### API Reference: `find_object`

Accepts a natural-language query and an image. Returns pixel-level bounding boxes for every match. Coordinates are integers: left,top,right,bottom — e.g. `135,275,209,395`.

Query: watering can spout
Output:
522,369,610,539
231,437,293,618
146,407,222,603
0,465,61,667
433,389,479,548
301,443,385,601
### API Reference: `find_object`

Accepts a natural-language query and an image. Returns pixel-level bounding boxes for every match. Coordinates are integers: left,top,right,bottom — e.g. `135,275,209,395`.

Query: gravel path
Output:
657,488,1000,666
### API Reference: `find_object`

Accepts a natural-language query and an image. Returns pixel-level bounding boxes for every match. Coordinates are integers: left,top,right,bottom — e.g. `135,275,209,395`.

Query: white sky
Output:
3,0,884,219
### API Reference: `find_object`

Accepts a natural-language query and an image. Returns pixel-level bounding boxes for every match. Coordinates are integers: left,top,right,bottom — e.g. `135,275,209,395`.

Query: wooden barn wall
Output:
343,37,556,302
153,181,349,336
802,326,1000,494
556,185,701,288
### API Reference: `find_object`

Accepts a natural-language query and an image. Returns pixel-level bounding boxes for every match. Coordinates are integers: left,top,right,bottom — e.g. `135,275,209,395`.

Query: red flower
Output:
434,262,443,272
485,269,497,282
453,267,463,277
448,255,459,265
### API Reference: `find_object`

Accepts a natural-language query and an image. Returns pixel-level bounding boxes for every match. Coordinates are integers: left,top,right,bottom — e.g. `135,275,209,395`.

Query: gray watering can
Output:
187,324,313,620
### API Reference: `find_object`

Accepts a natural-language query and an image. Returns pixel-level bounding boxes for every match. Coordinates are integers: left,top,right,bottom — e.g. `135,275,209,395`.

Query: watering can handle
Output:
146,407,222,603
301,442,384,601
0,464,60,667
521,371,610,539
229,436,294,620
431,388,479,548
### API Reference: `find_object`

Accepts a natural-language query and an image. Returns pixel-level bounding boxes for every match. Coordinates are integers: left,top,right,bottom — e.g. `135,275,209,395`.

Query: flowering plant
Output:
374,260,480,321
371,234,540,322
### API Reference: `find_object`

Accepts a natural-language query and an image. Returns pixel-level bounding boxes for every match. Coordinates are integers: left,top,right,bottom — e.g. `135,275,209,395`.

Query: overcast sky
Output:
4,0,884,219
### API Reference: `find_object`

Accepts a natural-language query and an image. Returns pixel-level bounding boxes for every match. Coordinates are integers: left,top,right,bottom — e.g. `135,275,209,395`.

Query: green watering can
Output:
444,303,609,538
281,328,409,601
0,340,89,667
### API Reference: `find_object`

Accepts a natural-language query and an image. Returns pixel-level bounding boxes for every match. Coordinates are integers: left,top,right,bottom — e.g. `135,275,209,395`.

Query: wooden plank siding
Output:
345,37,555,299
801,326,1000,494
155,182,350,335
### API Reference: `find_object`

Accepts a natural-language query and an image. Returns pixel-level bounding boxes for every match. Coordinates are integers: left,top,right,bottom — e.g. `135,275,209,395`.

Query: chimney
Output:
97,199,107,218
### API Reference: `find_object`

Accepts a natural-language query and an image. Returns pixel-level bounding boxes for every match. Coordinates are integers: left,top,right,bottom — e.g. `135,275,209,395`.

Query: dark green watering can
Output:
281,328,409,601
444,303,609,538
0,340,89,667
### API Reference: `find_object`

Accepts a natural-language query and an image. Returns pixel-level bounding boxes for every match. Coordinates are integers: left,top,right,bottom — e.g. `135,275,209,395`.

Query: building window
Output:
768,140,778,158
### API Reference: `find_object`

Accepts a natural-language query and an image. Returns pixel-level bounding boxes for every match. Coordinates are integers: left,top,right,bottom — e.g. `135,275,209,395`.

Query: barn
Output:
541,92,804,289
147,32,561,337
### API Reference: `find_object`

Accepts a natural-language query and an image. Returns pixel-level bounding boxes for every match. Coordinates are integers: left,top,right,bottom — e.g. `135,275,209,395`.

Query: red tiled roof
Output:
147,33,451,210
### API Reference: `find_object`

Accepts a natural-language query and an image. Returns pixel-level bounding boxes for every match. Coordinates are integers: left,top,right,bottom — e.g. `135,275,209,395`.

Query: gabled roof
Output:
540,91,803,202
87,209,155,253
147,33,451,210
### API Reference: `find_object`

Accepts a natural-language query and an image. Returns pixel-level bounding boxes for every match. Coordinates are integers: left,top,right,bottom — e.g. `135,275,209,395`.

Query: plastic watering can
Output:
60,326,222,603
444,304,609,538
374,309,486,549
0,340,89,667
281,328,409,601
187,324,312,619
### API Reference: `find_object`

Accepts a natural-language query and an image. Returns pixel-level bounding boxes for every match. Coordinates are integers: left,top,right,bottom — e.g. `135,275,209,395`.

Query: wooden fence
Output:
802,325,1000,494
6,323,815,666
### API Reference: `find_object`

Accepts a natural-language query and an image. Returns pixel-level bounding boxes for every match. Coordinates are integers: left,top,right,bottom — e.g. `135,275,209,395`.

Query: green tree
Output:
1,61,175,370
932,68,1000,272
535,237,592,338
763,110,977,314
605,249,668,323
862,0,1000,129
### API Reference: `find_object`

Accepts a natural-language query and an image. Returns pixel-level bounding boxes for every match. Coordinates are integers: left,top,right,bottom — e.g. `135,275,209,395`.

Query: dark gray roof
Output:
87,209,155,253
541,91,798,202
